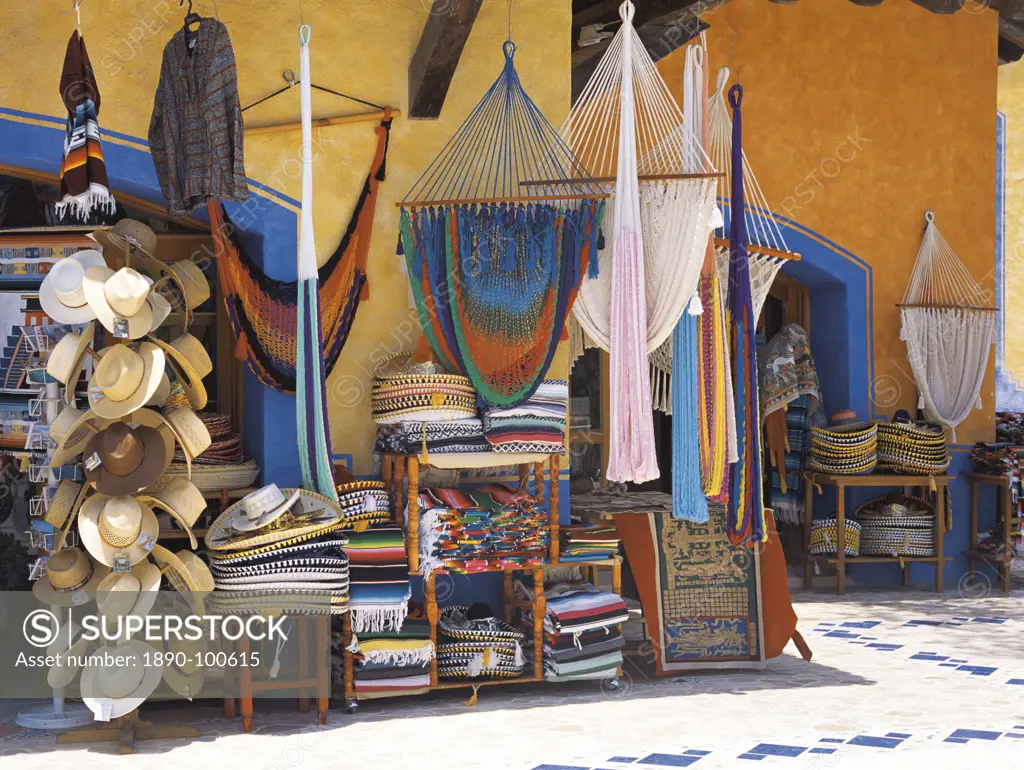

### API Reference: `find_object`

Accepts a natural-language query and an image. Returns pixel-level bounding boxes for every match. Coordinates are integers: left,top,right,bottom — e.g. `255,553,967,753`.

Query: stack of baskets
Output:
165,411,260,492
876,416,949,475
810,411,877,475
436,605,526,680
371,353,477,425
854,494,936,557
808,518,862,557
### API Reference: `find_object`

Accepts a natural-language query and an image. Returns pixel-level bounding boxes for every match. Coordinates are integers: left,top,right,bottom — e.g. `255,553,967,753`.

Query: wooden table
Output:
965,472,1020,594
803,473,952,594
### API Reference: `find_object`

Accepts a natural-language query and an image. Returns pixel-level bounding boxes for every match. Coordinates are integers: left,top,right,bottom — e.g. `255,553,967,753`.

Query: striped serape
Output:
342,526,411,633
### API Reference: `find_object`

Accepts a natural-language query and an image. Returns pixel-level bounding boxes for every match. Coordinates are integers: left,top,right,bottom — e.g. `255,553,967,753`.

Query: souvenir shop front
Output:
0,0,1010,751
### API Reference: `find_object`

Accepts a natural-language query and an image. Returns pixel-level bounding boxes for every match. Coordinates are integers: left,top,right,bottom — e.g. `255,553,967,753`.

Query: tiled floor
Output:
1,587,1021,769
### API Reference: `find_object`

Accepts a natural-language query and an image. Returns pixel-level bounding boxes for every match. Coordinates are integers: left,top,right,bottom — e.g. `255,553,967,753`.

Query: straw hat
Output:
148,333,211,409
177,551,214,592
32,547,109,606
83,422,170,496
50,408,110,468
45,323,94,399
87,343,165,419
162,402,212,461
206,489,343,552
147,290,172,331
47,621,91,689
88,219,157,260
44,480,83,529
81,640,163,722
138,476,207,549
128,408,176,464
39,250,107,324
226,484,302,533
146,372,171,408
78,494,159,567
95,560,161,631
168,260,210,310
82,267,154,340
163,636,205,699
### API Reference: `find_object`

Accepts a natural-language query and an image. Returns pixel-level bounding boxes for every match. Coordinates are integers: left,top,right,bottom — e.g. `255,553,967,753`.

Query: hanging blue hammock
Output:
398,41,606,408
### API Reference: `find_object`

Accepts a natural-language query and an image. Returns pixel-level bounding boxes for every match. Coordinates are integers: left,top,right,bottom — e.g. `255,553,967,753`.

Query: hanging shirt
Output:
149,18,248,216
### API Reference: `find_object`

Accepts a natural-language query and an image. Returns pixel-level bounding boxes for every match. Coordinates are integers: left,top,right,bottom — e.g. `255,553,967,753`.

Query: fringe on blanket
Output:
54,186,116,220
347,639,436,667
350,601,411,635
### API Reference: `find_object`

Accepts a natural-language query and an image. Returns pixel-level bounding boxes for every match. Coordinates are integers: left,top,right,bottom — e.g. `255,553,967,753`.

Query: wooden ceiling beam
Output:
408,0,484,120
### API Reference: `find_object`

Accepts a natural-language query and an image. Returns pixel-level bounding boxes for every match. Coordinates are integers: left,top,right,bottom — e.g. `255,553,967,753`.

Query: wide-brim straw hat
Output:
163,636,205,699
96,563,162,633
149,544,213,598
44,480,83,529
138,477,207,549
162,404,212,461
167,260,211,310
147,372,171,408
50,408,112,468
81,640,162,722
205,489,344,552
88,218,158,260
128,408,177,471
147,334,209,410
226,484,302,533
39,249,107,324
47,620,91,689
78,494,159,567
83,423,171,496
82,266,155,340
32,546,109,607
87,343,165,420
46,322,95,396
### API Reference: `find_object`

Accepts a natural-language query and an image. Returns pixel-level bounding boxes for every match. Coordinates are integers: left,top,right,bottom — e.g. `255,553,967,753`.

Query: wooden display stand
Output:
803,472,952,594
965,472,1020,594
57,711,200,754
339,453,623,710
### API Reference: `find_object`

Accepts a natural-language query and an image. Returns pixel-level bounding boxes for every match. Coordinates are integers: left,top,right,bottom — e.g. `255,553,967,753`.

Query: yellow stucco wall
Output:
659,0,998,444
2,0,570,474
998,59,1024,397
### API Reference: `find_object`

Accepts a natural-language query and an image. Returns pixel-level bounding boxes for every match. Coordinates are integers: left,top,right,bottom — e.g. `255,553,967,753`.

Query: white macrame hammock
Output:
900,212,996,440
562,0,717,482
649,66,794,414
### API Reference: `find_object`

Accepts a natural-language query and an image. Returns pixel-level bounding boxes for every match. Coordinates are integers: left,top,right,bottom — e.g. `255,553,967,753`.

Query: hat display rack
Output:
21,213,212,741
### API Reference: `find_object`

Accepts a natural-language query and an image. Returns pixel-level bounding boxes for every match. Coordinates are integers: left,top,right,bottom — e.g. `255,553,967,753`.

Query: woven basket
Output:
161,461,261,493
808,518,862,556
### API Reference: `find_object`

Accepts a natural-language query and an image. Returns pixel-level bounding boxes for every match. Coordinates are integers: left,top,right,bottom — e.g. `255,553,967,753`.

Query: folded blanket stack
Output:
342,526,412,634
482,380,568,453
560,523,620,562
437,605,526,680
416,484,549,575
996,412,1024,444
346,617,434,699
375,418,488,456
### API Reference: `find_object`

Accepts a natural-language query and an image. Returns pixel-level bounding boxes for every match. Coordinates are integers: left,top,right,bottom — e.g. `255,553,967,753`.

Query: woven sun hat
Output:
50,408,110,468
81,640,163,722
138,476,207,549
146,372,171,408
32,546,109,607
44,480,83,529
96,569,146,624
82,266,154,340
46,620,92,689
88,218,158,260
167,260,211,310
39,249,107,324
78,494,159,568
224,484,303,533
83,422,171,496
87,343,166,419
163,637,205,700
205,489,344,552
163,460,261,493
147,333,209,410
808,518,862,557
176,551,214,593
160,382,212,460
46,322,94,393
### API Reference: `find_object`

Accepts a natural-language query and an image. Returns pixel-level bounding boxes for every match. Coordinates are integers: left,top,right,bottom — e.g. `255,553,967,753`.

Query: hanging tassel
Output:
918,393,925,409
396,231,405,256
462,684,480,707
688,292,704,316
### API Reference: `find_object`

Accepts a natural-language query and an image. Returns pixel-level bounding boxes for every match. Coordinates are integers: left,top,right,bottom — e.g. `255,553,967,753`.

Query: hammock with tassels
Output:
398,40,605,409
209,114,391,394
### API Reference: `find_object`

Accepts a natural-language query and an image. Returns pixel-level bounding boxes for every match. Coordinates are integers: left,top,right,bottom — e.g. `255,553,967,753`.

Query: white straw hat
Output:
168,260,211,310
32,547,109,607
81,640,163,721
39,250,107,324
148,333,211,409
82,266,154,339
138,476,207,549
87,343,165,419
227,484,302,533
78,494,159,567
46,621,91,689
46,323,95,402
50,408,113,468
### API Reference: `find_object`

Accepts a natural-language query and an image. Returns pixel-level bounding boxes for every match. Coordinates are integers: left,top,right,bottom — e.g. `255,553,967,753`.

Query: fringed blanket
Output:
342,526,410,634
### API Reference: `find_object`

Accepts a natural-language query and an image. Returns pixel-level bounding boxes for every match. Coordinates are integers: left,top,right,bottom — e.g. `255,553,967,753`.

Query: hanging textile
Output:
398,40,605,409
726,85,766,546
561,1,717,483
295,25,336,500
56,30,116,219
698,269,730,500
209,117,391,394
900,212,996,439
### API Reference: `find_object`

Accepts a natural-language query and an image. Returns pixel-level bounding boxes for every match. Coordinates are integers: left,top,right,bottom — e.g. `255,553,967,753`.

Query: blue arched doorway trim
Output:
0,109,305,487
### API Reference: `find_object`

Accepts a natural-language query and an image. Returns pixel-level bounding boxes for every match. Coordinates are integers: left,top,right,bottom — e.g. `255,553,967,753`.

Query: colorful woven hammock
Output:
209,114,391,394
726,85,766,546
397,40,605,408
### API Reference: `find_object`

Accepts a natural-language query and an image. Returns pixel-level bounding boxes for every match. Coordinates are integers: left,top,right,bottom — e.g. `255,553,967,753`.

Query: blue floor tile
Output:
745,744,807,758
952,616,970,621
636,754,701,767
682,751,711,757
737,755,765,761
809,748,837,755
956,665,996,676
608,758,637,764
848,735,904,749
910,653,949,661
949,659,968,663
1005,733,1024,739
819,622,835,626
819,738,844,744
531,765,590,770
861,636,877,640
841,621,881,628
939,663,959,668
866,643,903,650
970,617,1007,624
1007,679,1024,685
904,620,943,626
946,729,1001,741
824,631,861,638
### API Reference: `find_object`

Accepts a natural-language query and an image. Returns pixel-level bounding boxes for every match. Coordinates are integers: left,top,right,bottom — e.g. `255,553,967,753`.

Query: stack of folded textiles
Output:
996,412,1024,444
416,484,550,575
347,615,434,699
518,582,628,682
437,604,526,680
342,525,412,634
970,442,1024,520
336,481,391,527
560,523,620,561
375,418,488,456
482,380,568,453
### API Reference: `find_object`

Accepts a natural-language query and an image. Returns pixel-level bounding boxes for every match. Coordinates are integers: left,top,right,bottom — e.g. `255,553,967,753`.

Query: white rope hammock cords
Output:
561,0,717,482
900,211,996,440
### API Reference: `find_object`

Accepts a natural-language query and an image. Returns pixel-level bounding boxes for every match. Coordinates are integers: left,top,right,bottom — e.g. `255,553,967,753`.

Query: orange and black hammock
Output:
209,117,391,393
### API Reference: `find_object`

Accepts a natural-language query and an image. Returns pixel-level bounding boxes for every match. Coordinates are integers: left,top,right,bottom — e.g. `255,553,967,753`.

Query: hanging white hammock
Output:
650,66,796,415
900,211,996,439
562,1,717,483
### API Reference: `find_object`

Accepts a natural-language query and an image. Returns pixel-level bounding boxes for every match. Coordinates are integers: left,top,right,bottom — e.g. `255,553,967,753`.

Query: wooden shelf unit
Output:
965,472,1021,595
803,472,952,594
